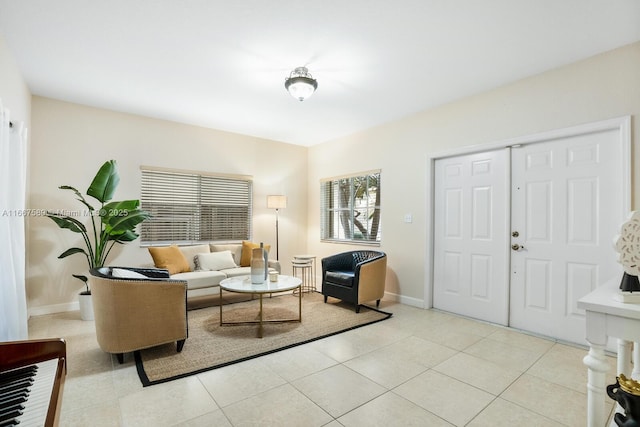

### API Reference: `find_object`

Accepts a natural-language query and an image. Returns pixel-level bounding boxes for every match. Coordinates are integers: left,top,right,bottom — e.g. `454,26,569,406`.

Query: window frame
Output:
139,166,253,246
320,170,381,245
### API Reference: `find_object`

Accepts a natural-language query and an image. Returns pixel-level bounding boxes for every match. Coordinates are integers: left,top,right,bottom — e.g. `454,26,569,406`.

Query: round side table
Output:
293,254,316,291
292,258,314,293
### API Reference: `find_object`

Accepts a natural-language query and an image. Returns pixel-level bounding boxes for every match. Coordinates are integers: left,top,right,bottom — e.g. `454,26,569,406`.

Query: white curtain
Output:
0,100,28,341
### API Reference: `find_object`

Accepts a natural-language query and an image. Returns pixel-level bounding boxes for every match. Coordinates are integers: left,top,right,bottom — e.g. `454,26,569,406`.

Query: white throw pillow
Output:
210,244,242,265
178,244,211,271
111,268,148,279
196,251,237,271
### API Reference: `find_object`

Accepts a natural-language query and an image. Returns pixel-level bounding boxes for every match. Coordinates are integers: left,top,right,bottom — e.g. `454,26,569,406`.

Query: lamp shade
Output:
267,195,287,209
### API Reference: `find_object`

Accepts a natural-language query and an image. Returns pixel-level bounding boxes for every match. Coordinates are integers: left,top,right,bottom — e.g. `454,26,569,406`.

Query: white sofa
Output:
147,242,280,299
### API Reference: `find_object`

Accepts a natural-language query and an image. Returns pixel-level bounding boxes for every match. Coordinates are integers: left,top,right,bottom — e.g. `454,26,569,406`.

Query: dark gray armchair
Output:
321,250,387,312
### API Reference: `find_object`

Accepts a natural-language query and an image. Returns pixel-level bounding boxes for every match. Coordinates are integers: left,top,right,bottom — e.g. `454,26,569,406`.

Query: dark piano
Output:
0,339,66,427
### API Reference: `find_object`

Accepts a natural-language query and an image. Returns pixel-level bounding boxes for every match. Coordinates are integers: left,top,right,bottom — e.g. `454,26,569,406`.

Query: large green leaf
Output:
100,200,140,217
47,215,87,233
59,185,94,212
59,247,88,259
110,229,139,242
104,209,151,235
72,274,89,293
72,273,88,283
87,160,120,203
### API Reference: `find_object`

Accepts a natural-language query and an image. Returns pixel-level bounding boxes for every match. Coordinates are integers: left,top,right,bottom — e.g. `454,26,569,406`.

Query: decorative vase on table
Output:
261,242,268,280
251,247,266,284
607,374,640,426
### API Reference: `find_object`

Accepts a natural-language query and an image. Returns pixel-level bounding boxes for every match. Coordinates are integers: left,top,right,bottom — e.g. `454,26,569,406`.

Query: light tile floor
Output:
28,300,620,426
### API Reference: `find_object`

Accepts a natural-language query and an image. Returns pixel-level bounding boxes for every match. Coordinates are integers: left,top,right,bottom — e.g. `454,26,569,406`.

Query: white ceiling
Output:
1,1,639,146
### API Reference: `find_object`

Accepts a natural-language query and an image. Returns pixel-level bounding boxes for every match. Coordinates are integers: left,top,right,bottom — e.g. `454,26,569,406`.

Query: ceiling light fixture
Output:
284,66,318,101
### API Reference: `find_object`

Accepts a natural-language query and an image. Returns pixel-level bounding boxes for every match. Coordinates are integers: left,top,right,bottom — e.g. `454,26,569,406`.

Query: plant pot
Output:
78,292,94,321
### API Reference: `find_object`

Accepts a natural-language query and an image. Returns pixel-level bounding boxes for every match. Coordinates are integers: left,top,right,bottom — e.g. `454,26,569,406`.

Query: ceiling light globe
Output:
284,67,318,101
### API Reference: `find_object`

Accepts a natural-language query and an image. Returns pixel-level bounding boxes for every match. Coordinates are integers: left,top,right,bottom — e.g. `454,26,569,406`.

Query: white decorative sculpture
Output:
614,211,640,301
616,211,640,276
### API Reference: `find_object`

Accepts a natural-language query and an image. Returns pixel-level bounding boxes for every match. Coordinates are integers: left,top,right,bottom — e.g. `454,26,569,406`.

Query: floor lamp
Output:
267,195,287,260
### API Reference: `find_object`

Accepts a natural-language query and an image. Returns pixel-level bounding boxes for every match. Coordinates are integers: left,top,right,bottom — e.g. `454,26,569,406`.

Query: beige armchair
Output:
89,267,188,363
321,251,387,312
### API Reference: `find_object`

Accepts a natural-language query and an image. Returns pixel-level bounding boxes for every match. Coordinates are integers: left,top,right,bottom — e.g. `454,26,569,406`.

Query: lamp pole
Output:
275,208,280,260
267,195,286,261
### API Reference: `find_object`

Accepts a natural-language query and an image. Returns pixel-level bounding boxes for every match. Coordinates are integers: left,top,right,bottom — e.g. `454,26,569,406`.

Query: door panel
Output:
433,150,509,325
524,259,550,310
510,129,623,343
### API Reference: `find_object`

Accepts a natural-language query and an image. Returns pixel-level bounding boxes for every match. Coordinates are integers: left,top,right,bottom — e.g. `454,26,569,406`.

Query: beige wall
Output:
0,34,30,125
308,41,640,306
27,98,308,313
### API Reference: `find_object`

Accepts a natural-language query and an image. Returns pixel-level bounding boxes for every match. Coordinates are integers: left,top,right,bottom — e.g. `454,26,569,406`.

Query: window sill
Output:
320,239,381,247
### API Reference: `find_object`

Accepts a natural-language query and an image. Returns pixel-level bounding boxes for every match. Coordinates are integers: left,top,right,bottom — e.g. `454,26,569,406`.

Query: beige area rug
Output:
135,291,392,386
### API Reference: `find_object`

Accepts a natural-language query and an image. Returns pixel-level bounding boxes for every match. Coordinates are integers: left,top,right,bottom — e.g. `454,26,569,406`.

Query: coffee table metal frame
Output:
219,275,302,338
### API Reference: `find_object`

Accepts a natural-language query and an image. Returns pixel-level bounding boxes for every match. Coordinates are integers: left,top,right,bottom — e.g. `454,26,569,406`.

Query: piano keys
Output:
0,339,66,427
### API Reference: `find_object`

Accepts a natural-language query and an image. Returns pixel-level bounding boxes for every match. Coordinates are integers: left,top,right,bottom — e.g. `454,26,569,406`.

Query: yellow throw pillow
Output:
148,245,190,275
240,241,271,267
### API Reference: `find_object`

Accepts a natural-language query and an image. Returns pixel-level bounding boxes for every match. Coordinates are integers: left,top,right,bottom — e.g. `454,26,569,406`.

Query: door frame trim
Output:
425,116,631,309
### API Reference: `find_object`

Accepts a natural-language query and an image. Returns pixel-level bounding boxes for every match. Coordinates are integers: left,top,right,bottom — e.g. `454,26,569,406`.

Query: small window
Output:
320,170,381,243
140,167,252,245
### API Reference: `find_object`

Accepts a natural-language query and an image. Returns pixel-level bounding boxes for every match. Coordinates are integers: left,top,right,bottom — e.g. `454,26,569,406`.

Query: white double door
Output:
433,124,626,344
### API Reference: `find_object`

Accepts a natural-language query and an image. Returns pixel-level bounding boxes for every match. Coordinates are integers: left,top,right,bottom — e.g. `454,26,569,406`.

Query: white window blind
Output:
320,170,381,243
140,168,252,245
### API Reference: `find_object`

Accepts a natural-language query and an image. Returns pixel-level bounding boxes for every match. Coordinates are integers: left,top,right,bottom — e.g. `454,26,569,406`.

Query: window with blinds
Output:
320,170,381,243
140,168,252,245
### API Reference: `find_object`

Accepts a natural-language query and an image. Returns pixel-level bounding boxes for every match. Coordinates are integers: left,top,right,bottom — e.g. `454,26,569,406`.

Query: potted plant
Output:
47,160,151,320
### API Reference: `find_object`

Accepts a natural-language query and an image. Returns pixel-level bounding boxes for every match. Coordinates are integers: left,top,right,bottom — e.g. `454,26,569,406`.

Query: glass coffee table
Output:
219,275,302,338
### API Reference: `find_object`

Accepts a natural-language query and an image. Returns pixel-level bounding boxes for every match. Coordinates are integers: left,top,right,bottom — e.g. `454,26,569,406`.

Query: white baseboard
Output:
29,301,78,318
384,291,423,308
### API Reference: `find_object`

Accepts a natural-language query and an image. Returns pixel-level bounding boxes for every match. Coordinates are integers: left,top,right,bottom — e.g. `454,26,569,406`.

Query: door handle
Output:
511,244,524,251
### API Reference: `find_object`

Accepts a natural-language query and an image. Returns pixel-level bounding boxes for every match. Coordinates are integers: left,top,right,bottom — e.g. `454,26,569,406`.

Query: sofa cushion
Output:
148,245,190,275
196,251,237,271
325,271,355,287
172,270,227,290
239,241,271,267
179,244,210,272
210,244,243,265
219,267,252,278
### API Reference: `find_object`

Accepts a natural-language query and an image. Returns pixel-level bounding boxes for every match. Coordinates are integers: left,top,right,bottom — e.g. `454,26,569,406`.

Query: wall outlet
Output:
404,214,413,223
